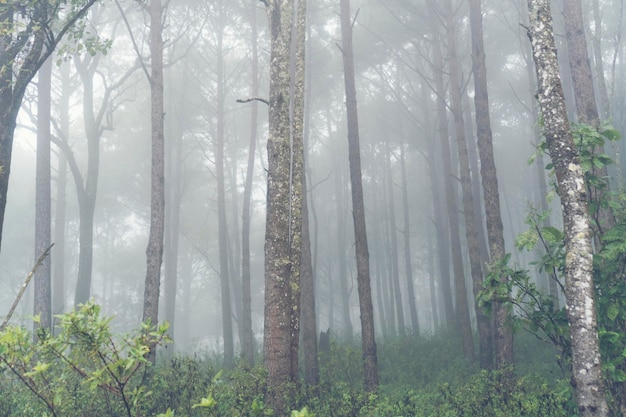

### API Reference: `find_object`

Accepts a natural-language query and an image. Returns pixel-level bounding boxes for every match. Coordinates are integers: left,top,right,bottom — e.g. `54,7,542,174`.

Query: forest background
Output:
1,0,625,415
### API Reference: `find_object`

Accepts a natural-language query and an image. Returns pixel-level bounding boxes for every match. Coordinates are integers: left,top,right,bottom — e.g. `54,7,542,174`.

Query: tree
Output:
0,0,98,255
262,0,306,412
562,0,614,235
142,0,166,362
443,0,477,362
339,0,378,392
34,57,53,333
467,0,509,370
239,0,261,368
214,0,234,368
526,1,609,415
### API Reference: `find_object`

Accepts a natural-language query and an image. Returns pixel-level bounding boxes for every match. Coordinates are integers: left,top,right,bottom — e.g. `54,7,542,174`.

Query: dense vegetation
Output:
0,304,573,416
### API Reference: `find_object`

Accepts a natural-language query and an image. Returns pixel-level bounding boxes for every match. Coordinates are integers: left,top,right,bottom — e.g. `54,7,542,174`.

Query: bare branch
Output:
1,244,54,331
237,97,269,106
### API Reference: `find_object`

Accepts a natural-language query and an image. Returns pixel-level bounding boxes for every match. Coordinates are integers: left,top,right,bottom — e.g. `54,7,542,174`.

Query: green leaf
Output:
607,303,619,322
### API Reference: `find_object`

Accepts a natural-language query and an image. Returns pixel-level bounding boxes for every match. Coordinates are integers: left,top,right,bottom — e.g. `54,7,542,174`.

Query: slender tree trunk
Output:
215,0,234,367
163,120,183,351
339,0,378,391
422,80,452,328
590,0,610,119
527,2,609,415
333,150,353,339
52,65,72,326
301,180,319,387
143,0,166,363
34,57,53,333
562,0,614,235
428,11,458,331
384,140,405,337
72,56,101,307
444,0,478,361
240,0,259,368
399,141,419,334
468,0,509,370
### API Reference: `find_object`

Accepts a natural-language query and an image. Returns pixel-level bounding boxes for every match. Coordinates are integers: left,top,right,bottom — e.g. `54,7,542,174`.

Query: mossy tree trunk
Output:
527,1,609,415
263,0,306,413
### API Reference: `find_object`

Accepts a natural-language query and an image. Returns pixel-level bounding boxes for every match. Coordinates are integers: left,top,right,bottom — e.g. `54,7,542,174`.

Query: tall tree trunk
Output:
263,0,305,412
142,0,166,363
72,55,101,307
562,0,614,235
240,0,260,368
34,57,53,333
590,0,610,119
52,65,72,326
215,0,234,368
384,140,405,337
339,0,378,392
527,2,609,415
333,149,354,339
399,141,419,334
468,0,508,370
301,180,319,387
444,0,478,361
163,116,183,352
422,80,453,328
428,8,460,331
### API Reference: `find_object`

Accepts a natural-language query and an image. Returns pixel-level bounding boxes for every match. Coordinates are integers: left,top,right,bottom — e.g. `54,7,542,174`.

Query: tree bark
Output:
301,180,319,387
526,1,609,415
426,11,456,329
263,0,306,412
467,0,509,370
240,0,260,368
399,141,419,334
562,0,614,236
142,0,166,364
34,57,53,333
384,140,406,337
215,0,234,368
339,0,378,392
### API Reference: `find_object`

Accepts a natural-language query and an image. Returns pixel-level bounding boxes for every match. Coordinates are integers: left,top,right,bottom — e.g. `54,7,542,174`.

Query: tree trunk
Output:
427,8,459,331
384,140,405,337
562,0,614,235
399,141,419,334
444,0,478,361
301,180,319,387
333,148,354,339
72,55,101,307
34,57,53,333
339,0,378,392
422,80,452,328
526,2,609,415
142,0,166,363
52,65,72,327
468,0,509,370
263,0,306,412
215,0,234,368
240,0,260,368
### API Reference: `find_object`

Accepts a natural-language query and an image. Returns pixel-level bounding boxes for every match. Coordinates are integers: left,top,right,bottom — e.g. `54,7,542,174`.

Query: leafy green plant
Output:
0,302,170,417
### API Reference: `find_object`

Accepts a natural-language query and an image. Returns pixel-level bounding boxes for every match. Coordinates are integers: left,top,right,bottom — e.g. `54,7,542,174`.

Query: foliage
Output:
0,302,169,417
485,122,626,414
0,320,574,416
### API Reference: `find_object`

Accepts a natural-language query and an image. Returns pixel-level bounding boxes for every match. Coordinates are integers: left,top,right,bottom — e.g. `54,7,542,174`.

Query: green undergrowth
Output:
0,307,574,417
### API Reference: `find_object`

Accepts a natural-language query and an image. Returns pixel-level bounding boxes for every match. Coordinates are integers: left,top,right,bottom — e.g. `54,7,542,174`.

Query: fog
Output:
1,0,622,355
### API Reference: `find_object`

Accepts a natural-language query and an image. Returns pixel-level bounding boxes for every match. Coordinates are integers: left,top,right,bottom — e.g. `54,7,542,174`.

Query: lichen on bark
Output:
526,1,609,416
